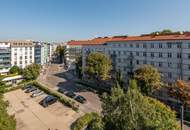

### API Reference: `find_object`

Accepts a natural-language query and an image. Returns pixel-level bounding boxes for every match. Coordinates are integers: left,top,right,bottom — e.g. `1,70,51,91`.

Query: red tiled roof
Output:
108,33,190,42
67,33,190,46
67,37,112,46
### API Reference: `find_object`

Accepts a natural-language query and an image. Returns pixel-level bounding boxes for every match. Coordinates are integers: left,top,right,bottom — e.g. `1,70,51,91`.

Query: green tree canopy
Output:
9,65,22,74
23,64,41,80
134,65,162,95
101,80,179,130
86,52,112,80
55,45,66,64
75,56,82,79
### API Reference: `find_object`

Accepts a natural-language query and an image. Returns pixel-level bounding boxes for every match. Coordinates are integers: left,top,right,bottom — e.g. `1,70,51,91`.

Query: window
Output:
124,66,127,71
167,42,172,48
158,62,162,67
143,61,147,64
188,54,190,59
136,60,139,65
25,56,27,59
118,58,121,63
151,43,154,48
143,43,147,48
159,52,163,58
130,52,133,56
130,44,133,48
136,52,139,56
168,72,172,78
143,52,147,57
168,62,172,67
177,63,181,69
168,53,172,58
118,51,121,56
20,56,22,60
177,53,182,58
30,47,32,50
188,65,190,70
188,43,190,48
151,52,154,57
123,51,127,55
177,42,182,48
14,61,17,65
159,43,162,48
136,44,139,48
20,61,22,64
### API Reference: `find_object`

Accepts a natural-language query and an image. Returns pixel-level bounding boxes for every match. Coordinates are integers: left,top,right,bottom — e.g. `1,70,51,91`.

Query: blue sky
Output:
0,0,190,42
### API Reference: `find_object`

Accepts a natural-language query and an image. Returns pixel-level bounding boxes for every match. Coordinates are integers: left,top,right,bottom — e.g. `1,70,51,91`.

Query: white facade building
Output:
82,33,190,84
10,41,35,68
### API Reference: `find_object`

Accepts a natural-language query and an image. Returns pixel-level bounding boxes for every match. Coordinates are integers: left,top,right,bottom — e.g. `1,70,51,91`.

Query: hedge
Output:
28,81,79,111
72,112,100,130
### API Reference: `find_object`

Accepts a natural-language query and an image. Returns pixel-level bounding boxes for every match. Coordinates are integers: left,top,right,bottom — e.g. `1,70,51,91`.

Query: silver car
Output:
31,90,44,98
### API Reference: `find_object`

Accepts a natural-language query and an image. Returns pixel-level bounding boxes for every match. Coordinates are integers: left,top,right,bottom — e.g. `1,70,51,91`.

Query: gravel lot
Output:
4,89,82,130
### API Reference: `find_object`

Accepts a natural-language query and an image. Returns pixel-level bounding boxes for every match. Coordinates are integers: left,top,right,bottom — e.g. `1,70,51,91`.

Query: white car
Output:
31,90,44,98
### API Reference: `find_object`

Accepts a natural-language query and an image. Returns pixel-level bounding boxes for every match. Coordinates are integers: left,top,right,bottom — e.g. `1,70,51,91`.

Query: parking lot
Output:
4,89,82,130
38,64,102,114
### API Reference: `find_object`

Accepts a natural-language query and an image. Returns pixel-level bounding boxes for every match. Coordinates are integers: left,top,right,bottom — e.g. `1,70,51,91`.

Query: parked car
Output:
25,86,37,93
75,95,87,104
22,85,33,90
31,90,44,98
39,95,57,107
57,88,67,94
65,91,76,98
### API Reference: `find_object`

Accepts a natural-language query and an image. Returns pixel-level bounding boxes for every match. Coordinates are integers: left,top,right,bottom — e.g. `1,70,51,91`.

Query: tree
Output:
55,45,66,64
169,80,190,106
9,65,22,74
115,70,124,88
0,95,16,130
134,65,162,95
151,29,173,35
23,64,41,80
102,80,179,130
0,87,16,130
75,56,82,79
86,52,112,80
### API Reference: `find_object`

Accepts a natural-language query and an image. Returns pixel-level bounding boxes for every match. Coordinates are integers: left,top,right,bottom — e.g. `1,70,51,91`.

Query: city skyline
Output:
0,0,190,42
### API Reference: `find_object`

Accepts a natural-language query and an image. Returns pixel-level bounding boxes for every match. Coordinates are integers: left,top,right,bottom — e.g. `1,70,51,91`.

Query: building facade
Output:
0,42,11,74
10,40,35,68
66,37,111,70
34,42,52,65
82,33,190,84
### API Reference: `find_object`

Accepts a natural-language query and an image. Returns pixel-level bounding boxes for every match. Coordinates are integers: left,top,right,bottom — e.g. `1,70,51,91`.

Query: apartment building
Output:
34,42,52,65
66,37,111,69
10,40,35,68
82,33,190,84
0,42,11,74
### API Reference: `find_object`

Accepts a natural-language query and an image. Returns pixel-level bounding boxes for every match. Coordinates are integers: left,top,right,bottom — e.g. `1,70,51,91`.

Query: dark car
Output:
39,95,57,107
25,86,37,93
75,95,87,104
57,88,66,94
22,85,33,90
65,91,76,98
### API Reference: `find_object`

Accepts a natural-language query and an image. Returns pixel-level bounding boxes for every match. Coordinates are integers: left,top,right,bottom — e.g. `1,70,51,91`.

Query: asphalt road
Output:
38,64,102,114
